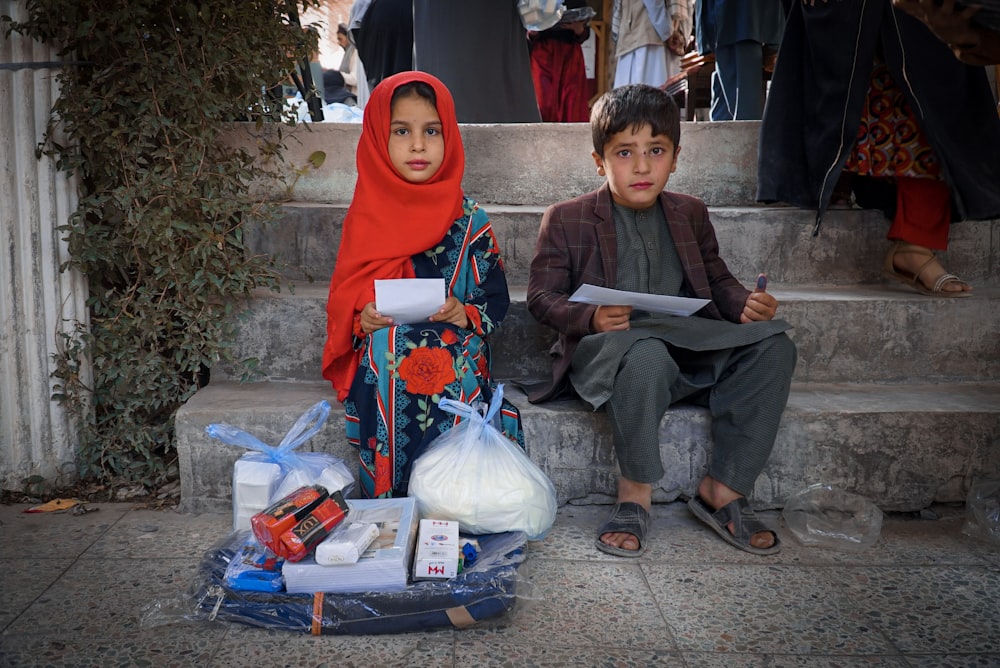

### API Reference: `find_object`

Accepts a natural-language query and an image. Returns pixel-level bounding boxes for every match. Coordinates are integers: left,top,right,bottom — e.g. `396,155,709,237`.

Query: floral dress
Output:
344,198,525,498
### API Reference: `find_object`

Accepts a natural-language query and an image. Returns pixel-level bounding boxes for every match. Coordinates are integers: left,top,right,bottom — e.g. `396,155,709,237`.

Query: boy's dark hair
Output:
390,80,437,110
337,23,349,36
590,84,681,156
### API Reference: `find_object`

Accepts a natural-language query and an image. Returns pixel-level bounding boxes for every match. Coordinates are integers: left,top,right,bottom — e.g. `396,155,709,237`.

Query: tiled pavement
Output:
1,501,999,667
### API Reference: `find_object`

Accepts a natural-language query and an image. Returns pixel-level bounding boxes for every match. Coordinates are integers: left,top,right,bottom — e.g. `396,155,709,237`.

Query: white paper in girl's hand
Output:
374,278,446,324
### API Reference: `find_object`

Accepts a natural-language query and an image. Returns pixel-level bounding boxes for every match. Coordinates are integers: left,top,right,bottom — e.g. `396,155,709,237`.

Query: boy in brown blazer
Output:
527,84,796,557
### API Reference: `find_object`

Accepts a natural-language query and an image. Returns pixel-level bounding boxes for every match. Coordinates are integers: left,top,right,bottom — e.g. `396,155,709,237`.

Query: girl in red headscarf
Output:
322,71,524,498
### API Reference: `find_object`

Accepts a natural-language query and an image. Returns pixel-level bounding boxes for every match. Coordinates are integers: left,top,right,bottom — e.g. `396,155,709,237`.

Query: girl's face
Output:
387,92,444,184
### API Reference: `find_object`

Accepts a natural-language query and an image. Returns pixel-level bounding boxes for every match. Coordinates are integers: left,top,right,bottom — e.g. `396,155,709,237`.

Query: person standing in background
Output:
757,0,1000,297
612,0,692,88
528,2,595,122
353,0,413,93
695,0,783,120
412,0,542,123
335,23,360,96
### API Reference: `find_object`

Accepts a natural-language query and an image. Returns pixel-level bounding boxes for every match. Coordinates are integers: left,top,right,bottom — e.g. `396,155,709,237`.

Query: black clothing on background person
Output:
354,0,414,92
412,0,542,123
757,0,1000,229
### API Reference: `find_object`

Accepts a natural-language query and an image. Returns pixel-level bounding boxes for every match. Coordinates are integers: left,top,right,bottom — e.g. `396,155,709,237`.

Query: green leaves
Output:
15,0,321,494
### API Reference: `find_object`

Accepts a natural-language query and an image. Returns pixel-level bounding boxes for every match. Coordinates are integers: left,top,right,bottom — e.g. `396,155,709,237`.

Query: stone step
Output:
175,379,1000,515
250,204,1000,288
223,120,762,207
212,284,1000,385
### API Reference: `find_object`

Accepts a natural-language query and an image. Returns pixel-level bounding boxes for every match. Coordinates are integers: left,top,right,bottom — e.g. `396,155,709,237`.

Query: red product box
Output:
277,490,350,562
251,485,328,550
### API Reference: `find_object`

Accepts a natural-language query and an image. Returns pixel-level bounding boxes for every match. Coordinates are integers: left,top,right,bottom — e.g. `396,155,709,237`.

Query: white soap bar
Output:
314,522,380,565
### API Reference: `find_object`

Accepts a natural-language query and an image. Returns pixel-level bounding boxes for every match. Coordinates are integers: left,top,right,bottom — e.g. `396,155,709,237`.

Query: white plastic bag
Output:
408,385,557,540
205,400,355,531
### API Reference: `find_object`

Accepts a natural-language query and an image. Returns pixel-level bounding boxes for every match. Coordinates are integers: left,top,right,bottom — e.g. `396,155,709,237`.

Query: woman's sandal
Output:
882,240,972,298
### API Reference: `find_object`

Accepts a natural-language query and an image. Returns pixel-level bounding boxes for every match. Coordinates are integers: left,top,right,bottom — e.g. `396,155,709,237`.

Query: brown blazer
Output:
526,183,751,403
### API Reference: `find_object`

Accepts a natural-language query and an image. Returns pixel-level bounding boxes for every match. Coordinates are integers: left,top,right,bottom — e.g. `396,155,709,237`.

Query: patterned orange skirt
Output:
845,64,943,180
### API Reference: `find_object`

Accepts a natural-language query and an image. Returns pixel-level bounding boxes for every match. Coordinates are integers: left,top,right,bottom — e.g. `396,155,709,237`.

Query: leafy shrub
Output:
4,0,321,491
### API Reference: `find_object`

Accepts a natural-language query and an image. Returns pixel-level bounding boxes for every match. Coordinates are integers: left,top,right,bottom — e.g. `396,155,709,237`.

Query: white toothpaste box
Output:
412,519,460,580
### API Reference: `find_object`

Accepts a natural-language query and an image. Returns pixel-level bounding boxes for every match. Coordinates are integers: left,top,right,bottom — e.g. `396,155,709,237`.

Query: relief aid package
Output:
408,385,557,540
204,400,354,532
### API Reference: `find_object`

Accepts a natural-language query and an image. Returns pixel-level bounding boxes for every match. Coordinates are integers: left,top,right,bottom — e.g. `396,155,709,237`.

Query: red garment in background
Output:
529,33,590,122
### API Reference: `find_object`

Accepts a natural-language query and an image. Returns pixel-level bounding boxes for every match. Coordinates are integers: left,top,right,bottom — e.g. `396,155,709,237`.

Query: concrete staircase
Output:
176,122,1000,515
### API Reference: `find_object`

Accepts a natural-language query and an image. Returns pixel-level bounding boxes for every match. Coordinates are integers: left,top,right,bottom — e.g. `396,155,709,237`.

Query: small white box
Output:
413,519,460,580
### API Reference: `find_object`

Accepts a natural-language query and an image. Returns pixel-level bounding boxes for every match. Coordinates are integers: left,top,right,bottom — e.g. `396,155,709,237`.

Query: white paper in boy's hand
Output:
569,284,710,317
375,278,446,324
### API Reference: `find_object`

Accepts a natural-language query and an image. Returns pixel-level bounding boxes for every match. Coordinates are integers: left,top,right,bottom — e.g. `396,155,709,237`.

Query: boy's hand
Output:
429,296,470,329
359,301,393,333
591,304,633,333
741,274,778,323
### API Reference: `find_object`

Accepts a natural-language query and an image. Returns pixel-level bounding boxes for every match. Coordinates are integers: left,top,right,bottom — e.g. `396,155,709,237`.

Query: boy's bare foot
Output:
696,476,775,550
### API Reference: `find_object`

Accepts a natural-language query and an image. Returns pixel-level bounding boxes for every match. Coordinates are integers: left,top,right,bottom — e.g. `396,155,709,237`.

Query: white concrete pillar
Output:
0,0,89,491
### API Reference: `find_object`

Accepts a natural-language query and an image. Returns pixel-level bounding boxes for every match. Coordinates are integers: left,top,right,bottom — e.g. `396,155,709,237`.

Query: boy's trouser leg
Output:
702,333,797,496
605,338,677,484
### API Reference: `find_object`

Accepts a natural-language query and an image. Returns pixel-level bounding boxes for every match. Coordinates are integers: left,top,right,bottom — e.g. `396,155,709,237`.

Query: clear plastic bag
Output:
782,483,883,551
408,385,557,540
963,478,1000,544
205,400,354,532
518,0,565,31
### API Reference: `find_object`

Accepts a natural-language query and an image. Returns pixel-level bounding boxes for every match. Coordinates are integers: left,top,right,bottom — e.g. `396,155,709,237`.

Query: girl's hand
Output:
359,301,393,334
429,296,469,328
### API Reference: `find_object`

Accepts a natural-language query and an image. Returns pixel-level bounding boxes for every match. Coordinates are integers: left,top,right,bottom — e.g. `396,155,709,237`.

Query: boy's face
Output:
593,123,679,210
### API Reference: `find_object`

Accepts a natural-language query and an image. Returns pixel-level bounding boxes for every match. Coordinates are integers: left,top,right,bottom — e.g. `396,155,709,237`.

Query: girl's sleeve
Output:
462,210,510,337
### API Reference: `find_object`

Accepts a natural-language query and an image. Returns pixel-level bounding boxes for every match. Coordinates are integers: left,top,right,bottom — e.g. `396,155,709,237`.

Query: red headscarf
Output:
322,71,466,401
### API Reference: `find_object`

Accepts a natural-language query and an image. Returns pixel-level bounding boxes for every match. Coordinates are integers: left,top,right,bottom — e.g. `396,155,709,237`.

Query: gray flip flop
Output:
595,502,649,558
688,496,781,556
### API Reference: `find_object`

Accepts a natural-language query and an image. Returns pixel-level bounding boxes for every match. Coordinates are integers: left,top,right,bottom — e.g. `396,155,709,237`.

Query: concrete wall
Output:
0,0,88,491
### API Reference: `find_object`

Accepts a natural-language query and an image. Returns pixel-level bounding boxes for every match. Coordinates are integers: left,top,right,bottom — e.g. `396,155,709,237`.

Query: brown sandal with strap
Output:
882,241,972,298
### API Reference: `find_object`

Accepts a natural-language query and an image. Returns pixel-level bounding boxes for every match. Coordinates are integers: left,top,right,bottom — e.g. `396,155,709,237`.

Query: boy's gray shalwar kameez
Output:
569,201,796,495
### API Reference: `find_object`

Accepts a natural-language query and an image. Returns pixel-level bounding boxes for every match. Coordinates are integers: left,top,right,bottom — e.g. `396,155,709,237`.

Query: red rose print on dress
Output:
397,346,456,395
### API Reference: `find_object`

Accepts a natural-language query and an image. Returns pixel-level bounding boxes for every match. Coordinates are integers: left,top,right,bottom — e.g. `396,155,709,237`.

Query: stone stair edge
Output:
180,379,1000,414
242,282,1000,300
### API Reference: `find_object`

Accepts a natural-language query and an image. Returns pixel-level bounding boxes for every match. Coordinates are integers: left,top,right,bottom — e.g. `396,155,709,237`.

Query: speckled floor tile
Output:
463,559,675,650
455,640,681,667
903,654,1000,667
643,564,895,654
209,627,455,667
836,566,1000,654
538,503,992,569
6,557,201,637
0,557,74,630
678,652,771,667
681,653,911,667
0,503,130,559
0,625,221,668
79,509,230,559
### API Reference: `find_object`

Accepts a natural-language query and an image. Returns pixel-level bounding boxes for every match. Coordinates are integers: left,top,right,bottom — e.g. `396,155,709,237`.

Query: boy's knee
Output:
622,338,678,378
